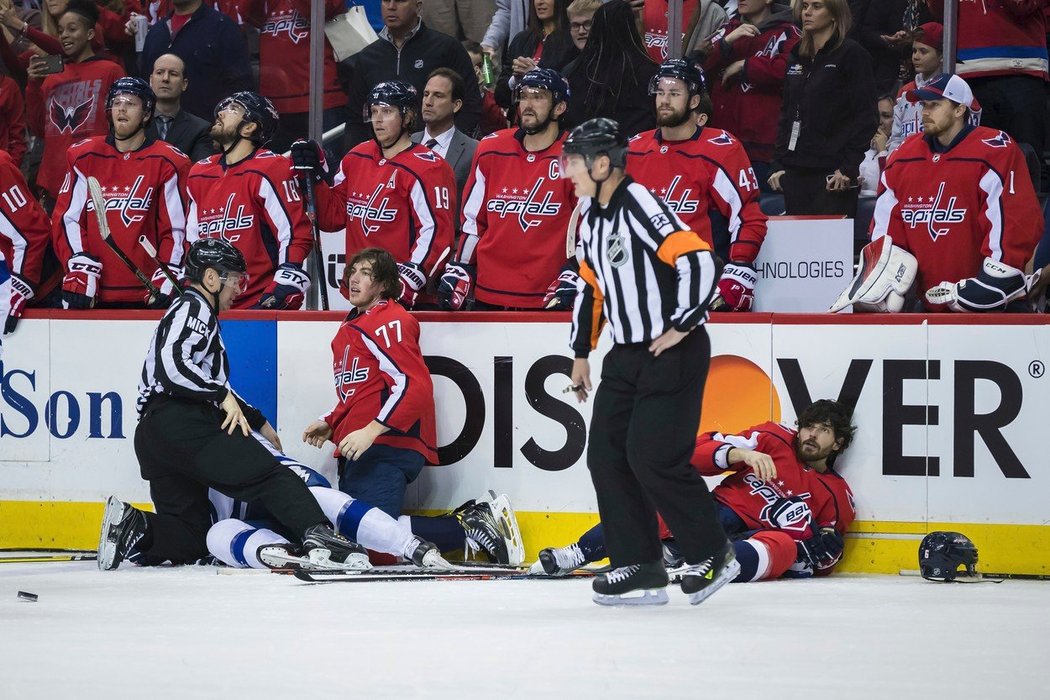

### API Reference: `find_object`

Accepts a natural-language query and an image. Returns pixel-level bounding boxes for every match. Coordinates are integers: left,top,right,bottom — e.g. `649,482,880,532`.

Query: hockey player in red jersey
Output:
437,68,578,310
186,91,314,309
837,74,1042,314
627,58,768,312
532,399,857,582
293,81,457,309
301,248,438,519
52,78,190,309
0,149,51,334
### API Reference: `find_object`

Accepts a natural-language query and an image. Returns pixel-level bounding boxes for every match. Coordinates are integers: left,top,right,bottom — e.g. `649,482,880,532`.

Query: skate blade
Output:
592,588,669,607
97,496,124,572
485,490,525,566
685,559,741,606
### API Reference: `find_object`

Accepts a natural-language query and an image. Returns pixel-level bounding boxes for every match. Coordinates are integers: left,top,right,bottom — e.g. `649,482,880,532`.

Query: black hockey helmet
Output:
648,57,707,97
215,91,280,146
563,117,628,169
106,77,156,122
514,68,570,105
185,238,247,286
919,531,979,582
365,80,419,120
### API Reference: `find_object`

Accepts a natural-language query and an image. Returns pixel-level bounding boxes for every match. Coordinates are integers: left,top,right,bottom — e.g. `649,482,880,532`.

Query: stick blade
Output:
85,176,111,240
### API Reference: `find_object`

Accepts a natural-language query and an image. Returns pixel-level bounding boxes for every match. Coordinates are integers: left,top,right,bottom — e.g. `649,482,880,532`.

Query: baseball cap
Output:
913,22,943,51
906,73,975,109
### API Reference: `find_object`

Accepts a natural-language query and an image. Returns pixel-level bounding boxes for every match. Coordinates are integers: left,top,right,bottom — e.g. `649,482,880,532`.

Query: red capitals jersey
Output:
0,150,51,287
24,57,125,197
693,422,856,541
627,126,768,263
52,137,190,305
237,0,345,114
642,0,699,63
323,299,438,464
870,126,1043,311
458,128,577,307
315,141,457,284
186,149,314,308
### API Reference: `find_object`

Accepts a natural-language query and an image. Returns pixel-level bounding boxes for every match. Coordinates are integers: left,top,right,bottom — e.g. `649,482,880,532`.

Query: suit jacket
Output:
146,109,217,163
412,128,479,208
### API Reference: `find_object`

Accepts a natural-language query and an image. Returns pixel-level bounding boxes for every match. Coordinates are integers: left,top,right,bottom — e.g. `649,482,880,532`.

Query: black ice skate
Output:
97,496,148,571
680,542,740,606
592,561,669,606
453,491,524,565
301,523,370,567
406,537,453,569
530,543,587,576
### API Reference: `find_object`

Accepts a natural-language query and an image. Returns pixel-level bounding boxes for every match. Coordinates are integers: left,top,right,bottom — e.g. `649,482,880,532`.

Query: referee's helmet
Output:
186,238,247,285
563,117,628,169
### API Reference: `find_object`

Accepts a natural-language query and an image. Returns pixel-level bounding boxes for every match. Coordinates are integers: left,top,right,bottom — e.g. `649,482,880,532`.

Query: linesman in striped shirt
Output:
97,238,362,571
561,118,739,607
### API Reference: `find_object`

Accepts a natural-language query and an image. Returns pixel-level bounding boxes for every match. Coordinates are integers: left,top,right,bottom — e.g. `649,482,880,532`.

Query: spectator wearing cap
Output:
145,52,216,162
768,0,876,217
926,0,1047,162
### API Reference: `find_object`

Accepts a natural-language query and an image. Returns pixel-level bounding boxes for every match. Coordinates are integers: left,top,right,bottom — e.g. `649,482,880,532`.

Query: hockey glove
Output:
5,273,34,335
290,139,328,184
397,262,426,309
145,265,183,308
796,527,844,571
256,263,310,309
437,262,475,311
925,258,1030,312
761,496,814,532
61,253,102,309
543,261,579,310
712,262,757,312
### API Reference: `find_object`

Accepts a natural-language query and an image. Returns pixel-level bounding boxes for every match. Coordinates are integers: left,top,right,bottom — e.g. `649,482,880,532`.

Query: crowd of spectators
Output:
1,0,1049,325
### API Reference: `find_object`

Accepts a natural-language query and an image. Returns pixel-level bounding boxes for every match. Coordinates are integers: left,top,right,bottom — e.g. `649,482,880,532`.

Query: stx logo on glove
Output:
486,178,562,232
85,176,155,228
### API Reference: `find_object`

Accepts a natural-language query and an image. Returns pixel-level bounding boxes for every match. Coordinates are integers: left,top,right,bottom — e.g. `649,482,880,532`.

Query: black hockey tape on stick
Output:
86,176,162,301
296,174,329,311
138,235,183,295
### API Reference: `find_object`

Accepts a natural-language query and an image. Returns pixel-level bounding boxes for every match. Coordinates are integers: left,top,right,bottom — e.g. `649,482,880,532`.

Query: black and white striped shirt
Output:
137,287,231,415
570,178,717,358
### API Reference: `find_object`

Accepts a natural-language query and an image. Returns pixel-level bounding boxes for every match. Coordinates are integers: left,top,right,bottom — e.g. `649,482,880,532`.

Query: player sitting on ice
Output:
831,74,1042,314
531,399,856,582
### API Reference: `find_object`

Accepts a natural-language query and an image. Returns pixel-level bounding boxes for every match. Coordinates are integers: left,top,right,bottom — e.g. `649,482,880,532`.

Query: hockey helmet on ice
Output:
919,531,979,582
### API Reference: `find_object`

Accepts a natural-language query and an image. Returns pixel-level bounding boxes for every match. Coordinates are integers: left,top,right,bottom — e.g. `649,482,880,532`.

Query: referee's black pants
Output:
586,326,727,567
133,395,328,563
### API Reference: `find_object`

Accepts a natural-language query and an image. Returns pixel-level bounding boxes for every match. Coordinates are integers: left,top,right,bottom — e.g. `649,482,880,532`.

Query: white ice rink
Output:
1,562,1047,700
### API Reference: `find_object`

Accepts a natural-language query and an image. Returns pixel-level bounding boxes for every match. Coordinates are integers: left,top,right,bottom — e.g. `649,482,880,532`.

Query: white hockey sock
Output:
309,486,415,558
206,519,288,569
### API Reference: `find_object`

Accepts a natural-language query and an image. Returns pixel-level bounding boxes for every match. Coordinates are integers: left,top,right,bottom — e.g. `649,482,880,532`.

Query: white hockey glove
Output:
711,262,757,312
829,236,917,313
256,263,310,310
925,257,1030,312
397,262,426,309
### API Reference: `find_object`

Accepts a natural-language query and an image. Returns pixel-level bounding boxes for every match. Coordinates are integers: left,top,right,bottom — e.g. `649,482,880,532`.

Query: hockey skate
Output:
680,542,740,606
258,524,371,572
97,496,148,571
529,543,587,576
592,561,669,606
407,537,454,569
453,491,525,566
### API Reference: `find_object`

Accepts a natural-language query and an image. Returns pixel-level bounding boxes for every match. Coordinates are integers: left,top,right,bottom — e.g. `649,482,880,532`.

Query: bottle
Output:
481,53,495,88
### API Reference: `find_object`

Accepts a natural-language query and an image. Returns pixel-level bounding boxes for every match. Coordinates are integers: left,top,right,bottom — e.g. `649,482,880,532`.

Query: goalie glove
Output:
829,236,917,313
711,262,757,312
5,273,34,335
397,262,426,309
925,257,1030,312
255,263,310,310
796,527,845,571
543,260,579,310
437,262,475,311
61,253,102,310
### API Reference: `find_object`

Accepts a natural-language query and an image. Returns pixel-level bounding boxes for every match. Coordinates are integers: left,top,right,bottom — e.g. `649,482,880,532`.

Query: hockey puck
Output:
17,591,38,602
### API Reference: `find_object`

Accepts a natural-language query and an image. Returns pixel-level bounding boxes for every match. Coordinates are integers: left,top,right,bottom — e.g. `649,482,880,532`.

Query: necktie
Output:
156,115,173,141
425,138,438,150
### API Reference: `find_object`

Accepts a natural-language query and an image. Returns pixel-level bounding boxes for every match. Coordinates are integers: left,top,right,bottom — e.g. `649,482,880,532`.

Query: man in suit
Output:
146,53,216,163
412,68,479,206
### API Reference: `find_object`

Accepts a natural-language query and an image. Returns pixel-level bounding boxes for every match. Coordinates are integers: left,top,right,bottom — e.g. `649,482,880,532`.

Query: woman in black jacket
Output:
768,0,876,217
562,0,659,135
495,0,578,109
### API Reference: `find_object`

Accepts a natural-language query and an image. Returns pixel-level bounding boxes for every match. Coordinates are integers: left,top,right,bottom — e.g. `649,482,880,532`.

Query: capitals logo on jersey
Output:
347,173,400,237
486,161,564,232
644,31,670,60
982,130,1011,149
335,346,370,401
262,9,309,44
85,175,155,228
899,181,968,241
48,90,97,134
661,175,700,215
196,193,257,241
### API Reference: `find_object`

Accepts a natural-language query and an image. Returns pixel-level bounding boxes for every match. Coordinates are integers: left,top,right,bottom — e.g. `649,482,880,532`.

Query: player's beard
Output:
520,108,553,136
795,439,834,463
656,103,691,128
210,120,239,148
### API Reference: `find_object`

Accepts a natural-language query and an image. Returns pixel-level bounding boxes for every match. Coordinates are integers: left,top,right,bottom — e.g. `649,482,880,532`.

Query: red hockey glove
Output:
437,262,475,310
397,262,426,309
543,261,579,310
5,273,34,335
712,262,757,312
61,253,102,309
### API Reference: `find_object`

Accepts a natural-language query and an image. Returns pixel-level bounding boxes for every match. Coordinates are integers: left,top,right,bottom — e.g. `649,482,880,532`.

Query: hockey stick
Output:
295,173,329,311
566,201,583,258
86,176,162,303
0,549,97,564
899,568,1048,582
137,235,183,295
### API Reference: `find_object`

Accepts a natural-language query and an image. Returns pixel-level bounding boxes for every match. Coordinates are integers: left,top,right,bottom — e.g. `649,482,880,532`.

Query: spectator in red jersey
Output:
0,71,26,168
0,0,136,68
236,0,348,158
494,0,577,111
24,0,125,202
699,0,800,193
531,399,857,583
643,0,726,64
463,40,508,137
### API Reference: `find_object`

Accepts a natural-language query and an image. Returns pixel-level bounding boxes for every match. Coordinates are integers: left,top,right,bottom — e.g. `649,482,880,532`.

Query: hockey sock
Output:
577,524,607,563
731,539,763,582
206,519,287,569
309,486,414,556
408,515,466,552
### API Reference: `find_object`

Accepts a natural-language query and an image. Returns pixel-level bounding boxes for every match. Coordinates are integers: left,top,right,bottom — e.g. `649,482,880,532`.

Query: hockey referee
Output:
98,238,361,570
561,118,739,606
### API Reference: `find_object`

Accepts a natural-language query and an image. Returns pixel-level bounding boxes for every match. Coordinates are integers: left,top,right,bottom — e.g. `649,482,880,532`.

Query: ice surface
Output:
1,563,1047,699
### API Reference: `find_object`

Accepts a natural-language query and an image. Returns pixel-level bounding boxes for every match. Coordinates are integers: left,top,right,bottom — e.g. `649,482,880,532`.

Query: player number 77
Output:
374,320,402,347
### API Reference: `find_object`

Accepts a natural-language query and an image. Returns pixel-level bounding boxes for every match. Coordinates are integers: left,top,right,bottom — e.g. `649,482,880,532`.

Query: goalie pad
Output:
925,257,1028,312
829,236,917,313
